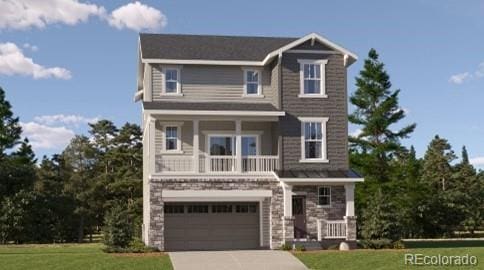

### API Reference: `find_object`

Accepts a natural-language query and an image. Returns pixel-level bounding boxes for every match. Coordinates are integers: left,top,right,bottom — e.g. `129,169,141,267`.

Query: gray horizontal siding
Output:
154,120,277,157
155,121,193,156
151,64,275,104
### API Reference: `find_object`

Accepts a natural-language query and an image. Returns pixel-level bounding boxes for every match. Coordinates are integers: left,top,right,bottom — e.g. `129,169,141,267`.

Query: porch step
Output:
292,240,322,251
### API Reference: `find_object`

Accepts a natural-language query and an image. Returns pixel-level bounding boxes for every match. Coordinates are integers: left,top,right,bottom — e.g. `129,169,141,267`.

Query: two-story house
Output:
135,33,363,251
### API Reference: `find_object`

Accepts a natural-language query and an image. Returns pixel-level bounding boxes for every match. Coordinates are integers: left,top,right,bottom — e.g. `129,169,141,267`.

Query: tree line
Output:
350,49,484,241
0,87,142,243
0,48,483,244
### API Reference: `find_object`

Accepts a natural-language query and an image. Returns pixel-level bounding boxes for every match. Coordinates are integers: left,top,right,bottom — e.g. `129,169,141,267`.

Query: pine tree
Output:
62,135,96,243
419,136,462,236
454,146,482,235
421,136,456,191
0,87,22,157
349,49,416,183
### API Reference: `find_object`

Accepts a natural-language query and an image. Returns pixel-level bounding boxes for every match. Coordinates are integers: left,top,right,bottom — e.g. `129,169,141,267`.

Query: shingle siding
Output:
279,53,348,171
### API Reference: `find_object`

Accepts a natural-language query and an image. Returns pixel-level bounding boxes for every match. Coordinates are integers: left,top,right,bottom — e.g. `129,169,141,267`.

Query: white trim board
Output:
162,190,273,201
143,109,285,117
280,178,364,184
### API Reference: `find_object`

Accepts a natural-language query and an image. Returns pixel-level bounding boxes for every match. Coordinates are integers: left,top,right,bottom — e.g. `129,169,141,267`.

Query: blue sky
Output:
1,0,483,168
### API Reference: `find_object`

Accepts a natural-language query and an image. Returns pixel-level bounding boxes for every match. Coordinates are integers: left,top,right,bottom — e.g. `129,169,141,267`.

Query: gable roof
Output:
139,33,357,65
140,33,297,61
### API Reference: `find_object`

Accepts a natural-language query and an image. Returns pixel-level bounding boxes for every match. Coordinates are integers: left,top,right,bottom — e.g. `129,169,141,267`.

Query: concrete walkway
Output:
169,250,308,270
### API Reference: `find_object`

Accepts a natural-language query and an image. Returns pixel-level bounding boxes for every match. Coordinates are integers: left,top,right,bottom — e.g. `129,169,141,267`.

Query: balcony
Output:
156,154,280,174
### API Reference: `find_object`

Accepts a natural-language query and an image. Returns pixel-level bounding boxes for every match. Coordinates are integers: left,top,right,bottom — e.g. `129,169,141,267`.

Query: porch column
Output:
193,119,199,173
281,182,294,244
344,183,357,243
235,119,242,173
282,182,293,217
148,116,156,175
344,183,355,216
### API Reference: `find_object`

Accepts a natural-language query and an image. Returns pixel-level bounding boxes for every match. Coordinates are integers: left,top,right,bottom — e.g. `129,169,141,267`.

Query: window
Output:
208,135,259,156
235,204,257,213
298,59,328,97
162,122,183,153
164,205,185,214
299,117,328,162
244,69,262,96
242,136,257,156
163,67,181,95
209,136,234,156
187,205,209,213
212,204,233,213
165,126,178,151
318,186,331,206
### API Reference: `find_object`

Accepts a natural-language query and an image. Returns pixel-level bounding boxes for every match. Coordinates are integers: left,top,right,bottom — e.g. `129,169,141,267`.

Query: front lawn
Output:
0,243,173,270
295,244,484,270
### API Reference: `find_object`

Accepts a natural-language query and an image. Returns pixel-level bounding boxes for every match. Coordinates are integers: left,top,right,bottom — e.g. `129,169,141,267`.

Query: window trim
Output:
298,59,328,98
161,122,183,154
161,66,183,96
298,117,329,163
242,68,264,97
317,186,331,207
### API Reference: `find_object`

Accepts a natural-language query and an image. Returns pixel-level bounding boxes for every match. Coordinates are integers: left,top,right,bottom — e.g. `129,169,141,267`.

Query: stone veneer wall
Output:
148,177,284,250
292,185,346,239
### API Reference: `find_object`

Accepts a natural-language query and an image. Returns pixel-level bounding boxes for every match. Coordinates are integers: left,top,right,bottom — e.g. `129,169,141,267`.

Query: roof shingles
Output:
139,33,297,61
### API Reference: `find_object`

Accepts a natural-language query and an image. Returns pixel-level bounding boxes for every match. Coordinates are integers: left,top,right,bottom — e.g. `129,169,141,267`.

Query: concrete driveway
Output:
169,250,308,270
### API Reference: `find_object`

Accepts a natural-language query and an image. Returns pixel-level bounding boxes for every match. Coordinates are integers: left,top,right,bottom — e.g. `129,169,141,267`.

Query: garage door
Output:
164,202,260,251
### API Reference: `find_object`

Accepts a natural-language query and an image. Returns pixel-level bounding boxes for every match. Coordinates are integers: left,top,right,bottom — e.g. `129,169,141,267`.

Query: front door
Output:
292,196,307,239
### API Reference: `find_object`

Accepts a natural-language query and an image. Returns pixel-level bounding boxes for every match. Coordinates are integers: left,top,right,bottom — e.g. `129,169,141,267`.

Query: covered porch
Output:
275,170,363,246
144,104,284,175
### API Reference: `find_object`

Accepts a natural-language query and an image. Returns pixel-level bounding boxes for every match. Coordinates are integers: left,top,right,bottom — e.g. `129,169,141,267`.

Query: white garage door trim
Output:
162,190,272,201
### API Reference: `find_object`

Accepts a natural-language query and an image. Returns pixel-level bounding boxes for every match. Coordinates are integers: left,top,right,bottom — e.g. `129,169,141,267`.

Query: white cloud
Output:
0,0,105,30
449,72,471,84
350,129,362,137
0,0,166,32
0,42,71,79
33,114,99,127
23,43,38,52
108,1,167,32
449,61,484,84
20,121,75,150
470,157,484,166
475,62,484,78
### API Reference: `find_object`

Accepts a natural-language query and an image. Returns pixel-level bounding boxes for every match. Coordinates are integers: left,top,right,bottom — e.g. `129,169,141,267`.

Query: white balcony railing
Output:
155,154,279,174
156,155,193,172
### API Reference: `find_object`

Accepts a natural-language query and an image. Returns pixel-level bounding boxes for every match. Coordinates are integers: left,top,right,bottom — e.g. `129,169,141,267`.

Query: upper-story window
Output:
299,117,328,163
162,67,182,95
298,59,328,98
243,69,262,96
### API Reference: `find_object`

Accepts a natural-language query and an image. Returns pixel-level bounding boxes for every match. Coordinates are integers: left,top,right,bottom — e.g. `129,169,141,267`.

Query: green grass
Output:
0,243,172,270
295,243,484,270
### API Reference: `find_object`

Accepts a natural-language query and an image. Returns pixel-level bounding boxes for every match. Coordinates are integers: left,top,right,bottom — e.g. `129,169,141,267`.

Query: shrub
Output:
359,239,393,249
327,244,340,250
103,203,133,249
392,240,405,249
294,244,306,252
280,243,292,251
